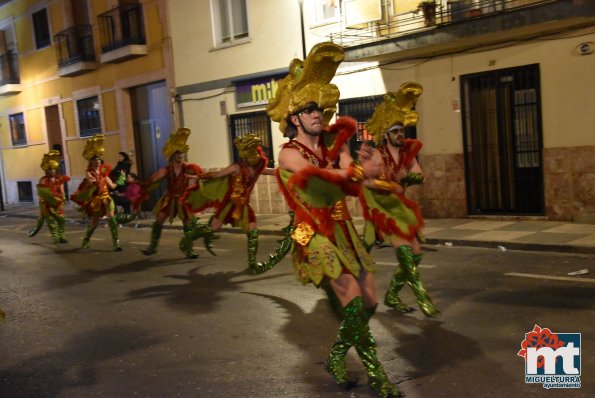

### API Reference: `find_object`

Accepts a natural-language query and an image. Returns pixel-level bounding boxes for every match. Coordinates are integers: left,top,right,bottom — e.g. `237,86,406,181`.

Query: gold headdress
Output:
234,134,264,166
266,42,344,135
41,150,61,171
82,134,105,160
162,128,191,159
366,82,423,145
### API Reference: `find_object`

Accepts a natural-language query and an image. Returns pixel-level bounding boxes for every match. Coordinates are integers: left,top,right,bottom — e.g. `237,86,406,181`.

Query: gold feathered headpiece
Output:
234,134,263,166
366,82,423,145
162,128,191,159
82,134,105,160
41,150,61,172
266,42,344,135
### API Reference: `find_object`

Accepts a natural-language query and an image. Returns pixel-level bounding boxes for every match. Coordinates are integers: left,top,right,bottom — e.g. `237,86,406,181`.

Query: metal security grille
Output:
461,64,544,215
229,111,274,168
338,95,383,159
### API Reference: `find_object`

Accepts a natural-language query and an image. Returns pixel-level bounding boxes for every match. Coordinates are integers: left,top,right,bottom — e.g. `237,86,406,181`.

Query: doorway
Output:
461,64,544,215
130,80,171,209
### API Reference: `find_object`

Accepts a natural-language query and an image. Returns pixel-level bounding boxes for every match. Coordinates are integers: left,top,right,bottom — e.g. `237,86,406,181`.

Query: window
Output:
229,111,274,168
17,181,34,203
77,96,102,136
32,8,51,49
212,0,249,46
338,95,384,159
9,112,26,146
314,0,340,24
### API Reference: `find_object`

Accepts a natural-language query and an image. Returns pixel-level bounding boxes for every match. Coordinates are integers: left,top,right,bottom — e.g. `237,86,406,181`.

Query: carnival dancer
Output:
28,150,71,243
141,128,214,259
182,134,280,269
70,134,126,251
266,42,401,398
361,84,439,317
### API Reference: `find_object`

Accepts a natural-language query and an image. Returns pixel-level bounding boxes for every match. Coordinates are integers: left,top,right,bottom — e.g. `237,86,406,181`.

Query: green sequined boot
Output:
246,229,259,268
108,217,122,251
81,224,97,249
179,217,218,258
398,245,439,317
28,217,44,237
356,302,401,398
46,216,60,244
142,222,162,255
180,224,199,259
384,264,412,313
57,216,68,243
324,296,362,389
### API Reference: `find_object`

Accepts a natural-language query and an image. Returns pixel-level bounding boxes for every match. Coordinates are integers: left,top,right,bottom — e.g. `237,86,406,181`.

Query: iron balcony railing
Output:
0,49,19,85
98,2,146,54
54,24,95,68
330,0,556,48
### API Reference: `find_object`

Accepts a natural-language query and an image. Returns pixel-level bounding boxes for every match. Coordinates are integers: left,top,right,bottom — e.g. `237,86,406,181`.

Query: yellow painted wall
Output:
102,91,118,132
3,145,46,179
66,134,122,177
25,108,44,143
62,101,76,138
145,2,163,45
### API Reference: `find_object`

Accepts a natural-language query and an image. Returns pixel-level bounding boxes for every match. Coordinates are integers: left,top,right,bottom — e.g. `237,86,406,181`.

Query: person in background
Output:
28,149,71,243
110,151,133,195
112,173,142,215
360,84,439,317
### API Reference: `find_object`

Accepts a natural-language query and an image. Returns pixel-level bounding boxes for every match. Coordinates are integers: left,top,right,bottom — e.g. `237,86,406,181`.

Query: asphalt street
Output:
0,217,593,398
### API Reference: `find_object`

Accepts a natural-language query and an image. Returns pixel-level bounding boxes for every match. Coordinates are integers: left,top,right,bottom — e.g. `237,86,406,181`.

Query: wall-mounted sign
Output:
235,74,284,108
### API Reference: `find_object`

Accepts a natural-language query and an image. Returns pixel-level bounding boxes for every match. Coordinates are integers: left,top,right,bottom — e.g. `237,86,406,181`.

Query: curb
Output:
2,212,594,255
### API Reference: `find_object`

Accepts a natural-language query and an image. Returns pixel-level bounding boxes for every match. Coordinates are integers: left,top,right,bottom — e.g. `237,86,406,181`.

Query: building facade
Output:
169,0,595,222
0,0,175,208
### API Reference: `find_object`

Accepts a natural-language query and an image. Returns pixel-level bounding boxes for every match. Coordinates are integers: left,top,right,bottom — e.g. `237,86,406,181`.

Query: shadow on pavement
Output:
0,325,163,397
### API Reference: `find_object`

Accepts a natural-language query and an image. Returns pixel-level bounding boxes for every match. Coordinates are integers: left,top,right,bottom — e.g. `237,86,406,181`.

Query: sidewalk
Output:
2,203,595,254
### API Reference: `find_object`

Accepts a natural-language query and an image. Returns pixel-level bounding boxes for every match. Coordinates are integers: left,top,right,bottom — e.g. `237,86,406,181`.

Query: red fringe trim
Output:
400,139,423,169
359,189,424,241
326,116,357,160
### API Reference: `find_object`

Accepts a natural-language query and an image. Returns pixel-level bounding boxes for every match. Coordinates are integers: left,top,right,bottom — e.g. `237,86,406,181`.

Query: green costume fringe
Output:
248,211,295,275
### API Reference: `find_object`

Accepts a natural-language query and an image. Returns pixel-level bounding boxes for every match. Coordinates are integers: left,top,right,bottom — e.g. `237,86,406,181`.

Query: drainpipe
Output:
297,0,307,59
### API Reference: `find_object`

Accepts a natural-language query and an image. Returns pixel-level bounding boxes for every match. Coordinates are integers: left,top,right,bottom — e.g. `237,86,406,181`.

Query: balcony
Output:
98,3,147,64
0,49,21,95
54,25,97,77
329,0,595,63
